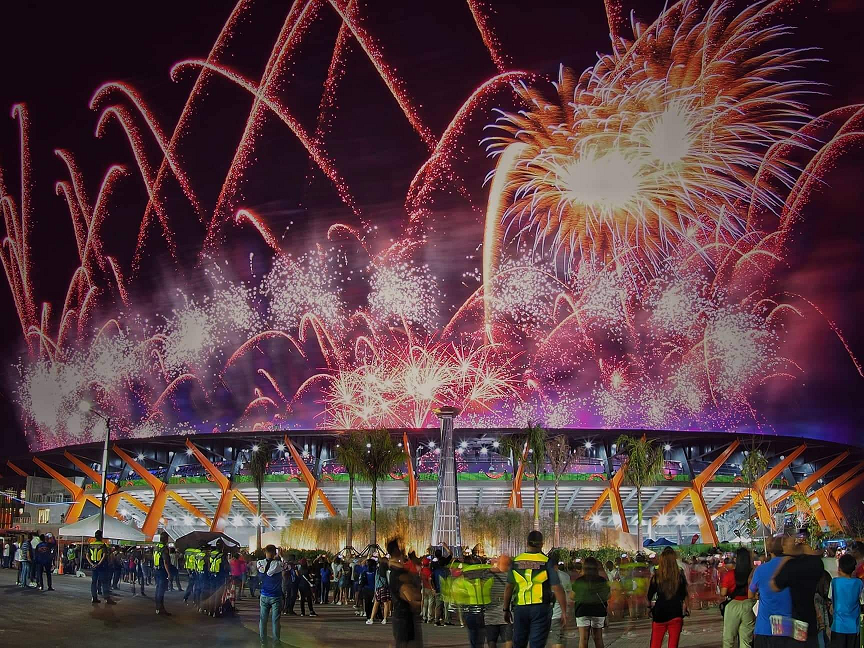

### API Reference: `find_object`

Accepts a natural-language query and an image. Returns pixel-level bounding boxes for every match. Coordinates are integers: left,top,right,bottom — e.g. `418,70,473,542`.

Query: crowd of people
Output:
7,528,864,648
1,532,58,591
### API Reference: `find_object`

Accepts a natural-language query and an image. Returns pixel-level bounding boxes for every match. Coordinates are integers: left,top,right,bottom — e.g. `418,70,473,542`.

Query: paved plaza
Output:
0,568,723,647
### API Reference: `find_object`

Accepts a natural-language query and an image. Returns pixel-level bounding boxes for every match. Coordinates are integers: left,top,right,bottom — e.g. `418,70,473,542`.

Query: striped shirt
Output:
484,571,510,625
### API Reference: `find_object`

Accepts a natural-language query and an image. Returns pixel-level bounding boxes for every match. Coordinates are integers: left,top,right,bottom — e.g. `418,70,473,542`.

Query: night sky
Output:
2,0,864,458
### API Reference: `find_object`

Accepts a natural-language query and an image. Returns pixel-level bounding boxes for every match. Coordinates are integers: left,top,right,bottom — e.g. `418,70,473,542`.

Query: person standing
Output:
485,554,513,648
183,547,198,604
20,533,34,588
572,556,610,648
646,547,689,648
548,560,572,648
772,534,825,648
503,531,568,648
369,558,392,625
258,544,284,646
34,534,54,591
829,553,864,648
749,537,792,648
320,559,332,604
133,547,147,597
298,558,318,616
720,548,755,648
88,530,115,605
168,547,182,591
282,555,298,615
3,538,11,568
153,531,172,616
386,538,423,648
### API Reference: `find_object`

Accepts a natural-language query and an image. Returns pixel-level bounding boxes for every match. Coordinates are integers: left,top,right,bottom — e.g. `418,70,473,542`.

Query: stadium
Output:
2,0,864,554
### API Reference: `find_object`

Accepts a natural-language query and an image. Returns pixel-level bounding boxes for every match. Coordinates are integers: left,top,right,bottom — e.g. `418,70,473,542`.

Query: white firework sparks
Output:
368,261,440,328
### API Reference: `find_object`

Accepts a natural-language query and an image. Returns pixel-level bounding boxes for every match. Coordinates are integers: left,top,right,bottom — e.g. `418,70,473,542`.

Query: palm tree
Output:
359,429,405,549
741,447,768,542
335,430,366,553
614,434,663,549
248,441,270,550
503,423,547,531
546,435,580,546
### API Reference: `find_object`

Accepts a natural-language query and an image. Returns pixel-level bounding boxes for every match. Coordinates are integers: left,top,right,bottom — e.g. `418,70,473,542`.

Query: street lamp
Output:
79,400,111,538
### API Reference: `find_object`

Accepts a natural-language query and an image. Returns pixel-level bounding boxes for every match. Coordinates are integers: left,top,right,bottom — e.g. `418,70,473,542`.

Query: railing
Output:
31,493,72,503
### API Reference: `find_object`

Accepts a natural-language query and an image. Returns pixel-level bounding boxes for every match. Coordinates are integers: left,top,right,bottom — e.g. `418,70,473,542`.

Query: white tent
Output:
59,514,147,542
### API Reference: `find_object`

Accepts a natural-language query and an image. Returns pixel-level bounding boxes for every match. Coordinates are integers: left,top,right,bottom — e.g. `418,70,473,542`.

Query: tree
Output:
249,441,270,550
359,429,405,548
614,434,663,549
789,491,823,547
335,430,366,553
741,447,768,540
503,423,547,531
546,435,580,546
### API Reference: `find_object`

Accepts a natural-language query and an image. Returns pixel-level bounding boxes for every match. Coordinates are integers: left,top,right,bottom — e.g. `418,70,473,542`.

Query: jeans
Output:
320,581,330,604
155,572,168,610
512,603,553,648
135,566,146,594
19,561,31,587
184,571,196,601
650,617,684,648
170,567,182,590
260,595,282,641
248,574,258,597
112,568,121,589
91,567,109,599
36,563,52,589
464,611,485,648
722,598,755,648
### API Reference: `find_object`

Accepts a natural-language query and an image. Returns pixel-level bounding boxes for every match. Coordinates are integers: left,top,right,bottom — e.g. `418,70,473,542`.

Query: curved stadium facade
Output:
5,427,863,550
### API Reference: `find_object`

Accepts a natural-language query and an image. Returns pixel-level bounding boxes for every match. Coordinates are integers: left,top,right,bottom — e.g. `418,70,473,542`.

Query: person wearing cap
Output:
420,556,436,623
503,531,568,648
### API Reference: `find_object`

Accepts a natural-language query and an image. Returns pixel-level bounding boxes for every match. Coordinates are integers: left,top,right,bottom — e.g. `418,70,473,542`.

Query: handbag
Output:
719,597,729,616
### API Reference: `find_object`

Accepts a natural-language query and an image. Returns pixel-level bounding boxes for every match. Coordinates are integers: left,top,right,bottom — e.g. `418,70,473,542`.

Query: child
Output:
830,553,864,648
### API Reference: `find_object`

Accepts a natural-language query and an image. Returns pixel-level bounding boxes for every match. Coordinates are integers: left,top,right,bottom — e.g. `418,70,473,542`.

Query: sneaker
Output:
92,598,100,605
365,619,374,625
381,619,387,625
105,599,117,605
309,613,318,617
47,588,55,591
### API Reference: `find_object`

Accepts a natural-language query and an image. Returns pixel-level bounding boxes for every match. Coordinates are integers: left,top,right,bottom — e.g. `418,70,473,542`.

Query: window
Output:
37,508,50,524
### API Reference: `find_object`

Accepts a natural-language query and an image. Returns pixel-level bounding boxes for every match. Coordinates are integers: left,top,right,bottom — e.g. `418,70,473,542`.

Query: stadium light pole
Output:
79,401,111,538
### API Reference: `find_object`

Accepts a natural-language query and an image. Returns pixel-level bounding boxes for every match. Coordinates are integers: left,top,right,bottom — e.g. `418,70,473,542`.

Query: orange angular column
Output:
113,446,171,538
508,442,527,509
32,457,103,524
184,439,234,532
6,461,28,477
285,436,336,519
584,462,629,533
810,461,864,530
769,451,849,509
403,432,419,507
752,445,807,529
63,451,147,516
688,440,739,545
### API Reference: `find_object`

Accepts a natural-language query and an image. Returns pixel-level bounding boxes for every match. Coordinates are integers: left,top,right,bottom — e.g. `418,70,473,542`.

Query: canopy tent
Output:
59,514,147,542
647,537,678,547
174,531,240,553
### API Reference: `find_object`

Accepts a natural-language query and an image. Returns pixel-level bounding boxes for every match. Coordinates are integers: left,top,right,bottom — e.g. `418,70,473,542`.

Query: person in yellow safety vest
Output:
89,530,116,606
502,531,568,648
450,558,494,648
183,548,200,605
153,531,172,616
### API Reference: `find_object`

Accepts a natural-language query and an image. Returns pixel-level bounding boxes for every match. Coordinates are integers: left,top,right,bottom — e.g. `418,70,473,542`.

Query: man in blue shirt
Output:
34,534,54,591
749,537,792,648
258,545,284,645
829,553,864,648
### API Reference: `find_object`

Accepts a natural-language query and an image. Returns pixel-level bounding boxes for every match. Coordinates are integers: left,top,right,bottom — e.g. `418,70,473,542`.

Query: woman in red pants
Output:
647,548,689,648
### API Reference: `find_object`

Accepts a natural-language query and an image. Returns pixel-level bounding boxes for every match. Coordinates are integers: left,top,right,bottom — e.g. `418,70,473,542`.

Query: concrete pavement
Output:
0,568,723,647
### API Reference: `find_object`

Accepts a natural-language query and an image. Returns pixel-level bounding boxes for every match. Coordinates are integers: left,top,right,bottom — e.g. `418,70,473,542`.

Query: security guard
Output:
452,558,494,648
153,531,172,616
207,540,227,616
89,530,116,605
183,547,200,605
502,531,567,648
